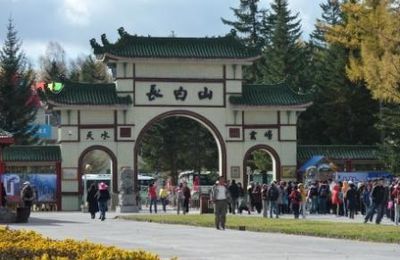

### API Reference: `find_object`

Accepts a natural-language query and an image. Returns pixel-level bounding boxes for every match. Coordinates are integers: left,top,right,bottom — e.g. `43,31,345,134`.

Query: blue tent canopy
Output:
299,155,325,173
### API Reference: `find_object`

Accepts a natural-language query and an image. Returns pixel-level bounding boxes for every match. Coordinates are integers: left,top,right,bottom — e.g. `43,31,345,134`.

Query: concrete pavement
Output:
6,211,400,260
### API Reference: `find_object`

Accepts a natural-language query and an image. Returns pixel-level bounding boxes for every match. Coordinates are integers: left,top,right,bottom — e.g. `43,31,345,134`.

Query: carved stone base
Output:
115,205,139,213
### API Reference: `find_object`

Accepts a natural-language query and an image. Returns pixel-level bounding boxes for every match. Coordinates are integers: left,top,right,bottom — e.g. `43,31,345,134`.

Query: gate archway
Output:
243,144,281,188
133,110,227,189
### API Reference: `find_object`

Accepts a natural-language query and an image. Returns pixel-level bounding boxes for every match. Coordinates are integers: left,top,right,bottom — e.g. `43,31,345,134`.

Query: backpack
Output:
268,186,279,201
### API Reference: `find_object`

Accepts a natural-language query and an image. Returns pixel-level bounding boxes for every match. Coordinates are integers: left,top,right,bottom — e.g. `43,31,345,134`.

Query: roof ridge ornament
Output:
118,27,128,38
101,34,110,46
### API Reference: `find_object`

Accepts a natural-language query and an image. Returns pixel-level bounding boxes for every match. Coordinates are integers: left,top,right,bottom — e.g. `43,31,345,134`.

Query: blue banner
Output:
2,173,57,203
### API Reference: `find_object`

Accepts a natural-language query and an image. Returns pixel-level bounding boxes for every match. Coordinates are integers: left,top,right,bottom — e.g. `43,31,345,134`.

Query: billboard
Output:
1,173,57,203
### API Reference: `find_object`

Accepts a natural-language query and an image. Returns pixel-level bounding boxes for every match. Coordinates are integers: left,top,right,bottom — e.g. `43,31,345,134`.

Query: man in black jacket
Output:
364,179,385,224
228,180,239,214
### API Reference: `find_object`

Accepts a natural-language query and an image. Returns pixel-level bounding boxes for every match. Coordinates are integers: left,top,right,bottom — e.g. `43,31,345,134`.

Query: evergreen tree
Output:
222,0,266,82
298,0,380,145
377,105,400,175
0,19,38,144
69,55,111,83
260,0,305,87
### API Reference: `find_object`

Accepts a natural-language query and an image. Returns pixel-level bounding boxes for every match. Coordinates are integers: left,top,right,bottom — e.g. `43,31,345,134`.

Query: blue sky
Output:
0,0,325,66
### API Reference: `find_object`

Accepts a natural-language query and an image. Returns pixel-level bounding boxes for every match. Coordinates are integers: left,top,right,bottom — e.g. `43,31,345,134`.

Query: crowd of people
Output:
225,178,400,225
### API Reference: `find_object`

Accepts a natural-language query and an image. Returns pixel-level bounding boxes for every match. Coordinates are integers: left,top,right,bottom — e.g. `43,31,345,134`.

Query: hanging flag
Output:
47,81,64,93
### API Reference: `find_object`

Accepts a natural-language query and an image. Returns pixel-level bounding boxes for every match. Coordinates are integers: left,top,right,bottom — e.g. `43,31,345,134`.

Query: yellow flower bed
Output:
0,226,166,260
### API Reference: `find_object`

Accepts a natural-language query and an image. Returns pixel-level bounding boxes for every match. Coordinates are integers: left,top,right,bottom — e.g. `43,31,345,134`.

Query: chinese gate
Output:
46,28,312,210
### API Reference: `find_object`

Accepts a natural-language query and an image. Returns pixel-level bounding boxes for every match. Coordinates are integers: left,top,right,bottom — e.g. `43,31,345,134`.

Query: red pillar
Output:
345,160,352,172
56,161,62,211
0,148,4,207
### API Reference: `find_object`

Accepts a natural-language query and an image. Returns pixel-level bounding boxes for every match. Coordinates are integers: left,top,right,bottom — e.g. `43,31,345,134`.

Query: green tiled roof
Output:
297,145,380,161
0,129,12,138
90,27,260,60
45,82,132,106
229,83,312,107
3,146,61,162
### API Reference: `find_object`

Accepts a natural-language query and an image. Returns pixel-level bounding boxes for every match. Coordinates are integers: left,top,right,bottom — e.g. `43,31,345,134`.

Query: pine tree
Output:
0,19,38,144
377,105,400,175
260,0,305,87
298,0,380,145
222,0,266,83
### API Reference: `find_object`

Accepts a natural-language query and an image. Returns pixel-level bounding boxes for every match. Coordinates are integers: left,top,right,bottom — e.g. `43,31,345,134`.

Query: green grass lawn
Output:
119,214,400,243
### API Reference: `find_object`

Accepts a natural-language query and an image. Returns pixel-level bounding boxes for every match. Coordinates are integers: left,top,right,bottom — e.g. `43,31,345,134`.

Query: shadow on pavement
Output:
10,217,83,227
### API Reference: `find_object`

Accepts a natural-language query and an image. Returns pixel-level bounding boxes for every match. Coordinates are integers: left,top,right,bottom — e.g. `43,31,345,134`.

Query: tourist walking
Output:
182,182,191,214
159,185,169,213
176,183,184,214
1,182,6,207
298,183,307,218
96,182,110,221
212,177,229,230
261,184,269,218
318,181,329,214
364,179,385,224
252,183,262,214
289,185,301,219
331,183,342,216
346,181,357,219
307,182,318,214
86,183,99,219
268,182,279,218
148,183,158,214
228,180,239,214
391,182,400,225
20,181,35,217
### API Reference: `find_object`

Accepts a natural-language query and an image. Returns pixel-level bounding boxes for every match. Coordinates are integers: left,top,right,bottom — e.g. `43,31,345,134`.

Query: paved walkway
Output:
6,211,400,260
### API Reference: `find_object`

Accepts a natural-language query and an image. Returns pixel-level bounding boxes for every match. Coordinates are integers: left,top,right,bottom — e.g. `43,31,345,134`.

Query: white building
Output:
45,28,312,210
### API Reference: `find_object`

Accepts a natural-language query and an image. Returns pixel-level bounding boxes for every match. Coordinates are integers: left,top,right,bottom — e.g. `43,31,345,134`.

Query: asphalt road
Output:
7,211,400,260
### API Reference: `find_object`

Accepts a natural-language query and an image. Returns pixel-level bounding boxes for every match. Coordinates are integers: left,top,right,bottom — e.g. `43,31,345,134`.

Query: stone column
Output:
115,167,139,213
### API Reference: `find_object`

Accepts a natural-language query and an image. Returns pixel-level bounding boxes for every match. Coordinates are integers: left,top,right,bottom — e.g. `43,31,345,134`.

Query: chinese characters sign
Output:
82,129,114,142
245,129,277,142
135,82,224,106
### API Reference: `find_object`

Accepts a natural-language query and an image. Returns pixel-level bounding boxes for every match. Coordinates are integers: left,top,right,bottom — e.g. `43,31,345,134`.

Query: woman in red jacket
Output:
331,183,342,216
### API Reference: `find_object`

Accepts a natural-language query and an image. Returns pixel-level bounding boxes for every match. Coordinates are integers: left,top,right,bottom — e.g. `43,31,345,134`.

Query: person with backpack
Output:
96,182,110,221
289,185,302,219
20,181,35,217
268,182,279,218
307,182,318,214
318,181,329,214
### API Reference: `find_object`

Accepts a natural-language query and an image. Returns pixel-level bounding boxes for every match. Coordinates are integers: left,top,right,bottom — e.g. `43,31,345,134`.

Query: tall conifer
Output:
0,19,38,144
260,0,304,87
222,0,265,83
298,0,379,145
